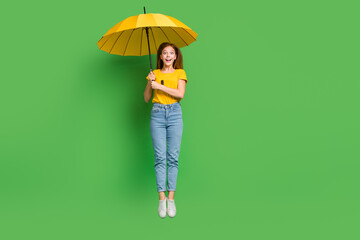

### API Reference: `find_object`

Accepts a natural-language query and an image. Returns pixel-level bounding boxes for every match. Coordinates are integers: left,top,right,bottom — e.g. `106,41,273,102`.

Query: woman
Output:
144,42,188,218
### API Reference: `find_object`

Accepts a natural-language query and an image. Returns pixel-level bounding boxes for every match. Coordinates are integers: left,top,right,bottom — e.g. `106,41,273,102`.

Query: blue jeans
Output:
150,102,183,192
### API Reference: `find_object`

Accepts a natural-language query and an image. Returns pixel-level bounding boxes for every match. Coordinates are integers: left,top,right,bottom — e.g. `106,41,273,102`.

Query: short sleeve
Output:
178,69,187,83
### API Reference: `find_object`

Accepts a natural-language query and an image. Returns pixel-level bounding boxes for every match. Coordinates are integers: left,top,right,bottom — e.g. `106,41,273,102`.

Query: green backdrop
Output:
1,0,359,239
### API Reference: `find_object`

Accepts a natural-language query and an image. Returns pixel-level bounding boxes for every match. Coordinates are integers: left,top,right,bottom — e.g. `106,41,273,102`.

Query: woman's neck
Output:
161,65,175,73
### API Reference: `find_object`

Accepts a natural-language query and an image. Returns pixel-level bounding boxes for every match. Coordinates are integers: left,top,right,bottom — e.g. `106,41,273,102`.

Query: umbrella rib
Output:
170,27,188,46
159,27,171,42
170,27,195,46
170,27,189,46
149,27,157,53
140,28,143,56
181,28,197,41
99,36,108,49
109,31,124,54
123,29,135,55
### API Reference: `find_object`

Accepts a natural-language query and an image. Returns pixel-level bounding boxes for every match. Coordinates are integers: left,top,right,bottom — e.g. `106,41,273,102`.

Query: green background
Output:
1,0,359,239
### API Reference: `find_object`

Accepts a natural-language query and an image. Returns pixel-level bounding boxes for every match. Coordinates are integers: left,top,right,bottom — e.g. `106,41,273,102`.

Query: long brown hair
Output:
156,42,183,69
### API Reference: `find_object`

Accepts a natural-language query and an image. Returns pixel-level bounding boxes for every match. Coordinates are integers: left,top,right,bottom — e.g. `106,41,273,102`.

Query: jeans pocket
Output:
172,105,182,112
152,107,161,113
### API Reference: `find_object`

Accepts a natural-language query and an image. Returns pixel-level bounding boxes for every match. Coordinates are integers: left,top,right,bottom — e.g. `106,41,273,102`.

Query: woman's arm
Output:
152,79,187,99
144,80,153,103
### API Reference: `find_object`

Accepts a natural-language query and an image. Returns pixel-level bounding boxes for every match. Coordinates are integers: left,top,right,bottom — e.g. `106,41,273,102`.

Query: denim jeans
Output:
150,101,183,192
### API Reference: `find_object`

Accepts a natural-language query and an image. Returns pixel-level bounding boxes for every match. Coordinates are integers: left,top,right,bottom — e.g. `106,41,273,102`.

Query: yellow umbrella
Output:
97,7,197,71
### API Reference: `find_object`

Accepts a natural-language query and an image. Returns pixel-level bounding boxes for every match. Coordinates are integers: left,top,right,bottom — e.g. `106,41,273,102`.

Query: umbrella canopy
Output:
97,13,197,57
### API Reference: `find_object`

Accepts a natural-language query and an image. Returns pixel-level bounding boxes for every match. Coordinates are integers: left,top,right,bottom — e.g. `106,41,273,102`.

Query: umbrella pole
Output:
144,7,153,72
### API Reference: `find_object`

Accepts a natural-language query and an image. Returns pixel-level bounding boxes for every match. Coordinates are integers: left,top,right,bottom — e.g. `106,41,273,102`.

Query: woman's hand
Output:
147,71,161,89
147,71,155,81
151,80,161,90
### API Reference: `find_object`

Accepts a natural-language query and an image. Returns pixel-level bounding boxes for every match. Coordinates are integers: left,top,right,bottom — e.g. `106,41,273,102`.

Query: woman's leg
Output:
159,191,166,200
150,107,167,196
166,103,183,199
168,191,175,200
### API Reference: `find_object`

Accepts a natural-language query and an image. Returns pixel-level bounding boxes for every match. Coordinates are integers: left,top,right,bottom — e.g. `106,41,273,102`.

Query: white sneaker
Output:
167,198,176,217
158,197,167,218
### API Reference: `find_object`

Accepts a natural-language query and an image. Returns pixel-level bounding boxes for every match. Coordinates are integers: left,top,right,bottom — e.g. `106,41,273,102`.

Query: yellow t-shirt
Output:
146,69,188,104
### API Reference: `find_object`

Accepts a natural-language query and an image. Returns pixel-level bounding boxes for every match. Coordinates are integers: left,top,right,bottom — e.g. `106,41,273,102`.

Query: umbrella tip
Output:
143,6,146,14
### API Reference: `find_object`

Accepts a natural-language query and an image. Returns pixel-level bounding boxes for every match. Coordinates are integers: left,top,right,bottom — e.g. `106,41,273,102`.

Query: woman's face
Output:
160,46,176,67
